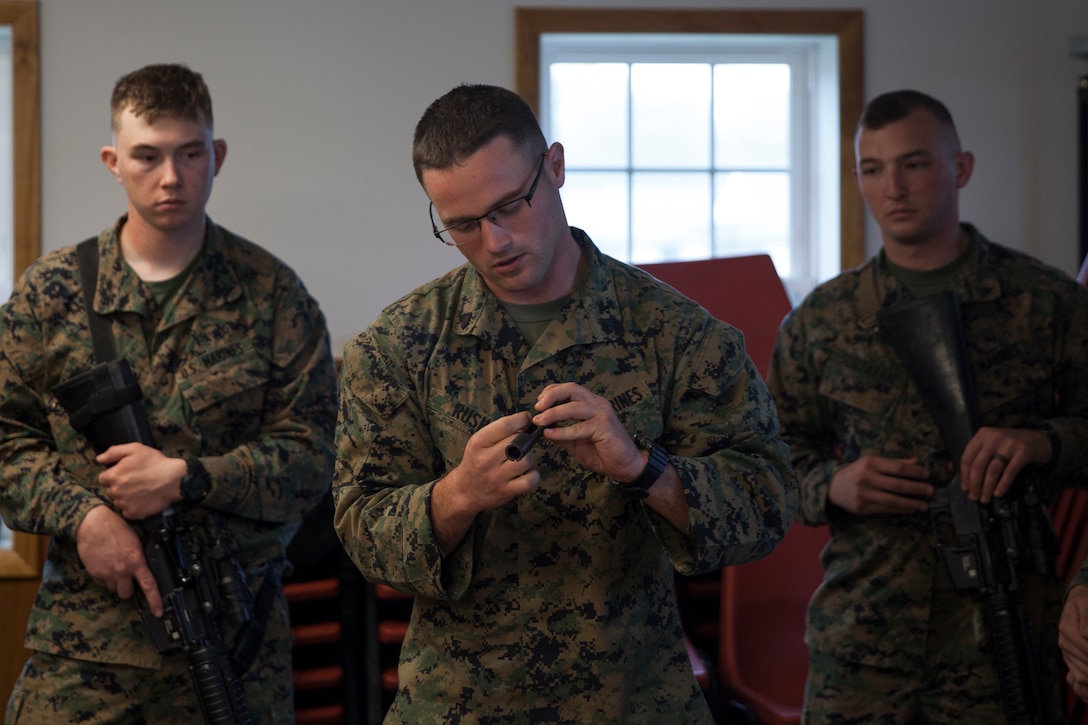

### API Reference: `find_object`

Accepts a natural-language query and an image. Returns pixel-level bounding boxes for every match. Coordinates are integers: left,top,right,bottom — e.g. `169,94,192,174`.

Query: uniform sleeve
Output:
649,315,797,575
198,270,339,526
0,278,108,540
766,304,842,525
1036,282,1088,486
332,324,460,600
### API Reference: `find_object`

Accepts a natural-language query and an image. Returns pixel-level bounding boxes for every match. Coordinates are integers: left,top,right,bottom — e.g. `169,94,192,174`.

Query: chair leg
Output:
361,581,385,725
718,698,760,725
338,569,364,725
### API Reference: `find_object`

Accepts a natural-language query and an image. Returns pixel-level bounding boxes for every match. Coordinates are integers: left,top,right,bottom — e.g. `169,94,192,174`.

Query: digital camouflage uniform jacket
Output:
0,217,338,669
334,229,796,724
767,224,1088,672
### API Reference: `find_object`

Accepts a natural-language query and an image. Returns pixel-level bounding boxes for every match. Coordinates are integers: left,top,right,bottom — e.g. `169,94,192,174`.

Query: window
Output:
516,8,864,300
0,0,41,576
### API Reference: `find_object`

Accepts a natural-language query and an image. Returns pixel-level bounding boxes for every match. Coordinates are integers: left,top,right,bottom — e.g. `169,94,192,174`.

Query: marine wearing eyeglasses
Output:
333,83,796,724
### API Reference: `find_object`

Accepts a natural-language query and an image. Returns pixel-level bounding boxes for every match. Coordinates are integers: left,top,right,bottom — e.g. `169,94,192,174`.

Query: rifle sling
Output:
230,565,280,676
76,238,117,363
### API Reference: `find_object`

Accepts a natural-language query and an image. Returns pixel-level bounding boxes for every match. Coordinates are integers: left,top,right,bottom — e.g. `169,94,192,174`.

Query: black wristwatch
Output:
180,457,211,505
617,434,669,498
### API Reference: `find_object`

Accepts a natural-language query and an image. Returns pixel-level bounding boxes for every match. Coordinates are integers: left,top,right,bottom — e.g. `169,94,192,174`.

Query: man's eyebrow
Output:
859,148,929,166
129,140,206,154
895,149,930,162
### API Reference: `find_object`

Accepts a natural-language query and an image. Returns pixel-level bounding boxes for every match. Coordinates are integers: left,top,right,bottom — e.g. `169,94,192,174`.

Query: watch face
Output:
182,460,209,503
182,473,199,501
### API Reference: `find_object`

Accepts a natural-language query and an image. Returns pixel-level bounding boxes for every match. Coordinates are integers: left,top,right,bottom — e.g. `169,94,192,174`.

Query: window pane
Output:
631,64,710,169
562,171,629,259
551,63,629,168
631,172,710,263
714,64,790,169
0,28,11,302
0,517,12,549
714,171,791,274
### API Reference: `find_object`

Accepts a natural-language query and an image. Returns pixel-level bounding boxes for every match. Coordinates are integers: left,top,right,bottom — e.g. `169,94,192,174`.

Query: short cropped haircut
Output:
412,84,547,184
110,64,213,133
856,89,961,152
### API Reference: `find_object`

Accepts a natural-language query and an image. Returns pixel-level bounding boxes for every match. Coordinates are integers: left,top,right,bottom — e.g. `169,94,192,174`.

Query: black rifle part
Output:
878,291,1051,725
506,422,549,461
505,398,572,461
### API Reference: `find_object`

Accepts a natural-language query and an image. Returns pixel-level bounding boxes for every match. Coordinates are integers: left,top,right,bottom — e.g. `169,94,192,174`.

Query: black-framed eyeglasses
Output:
430,152,547,247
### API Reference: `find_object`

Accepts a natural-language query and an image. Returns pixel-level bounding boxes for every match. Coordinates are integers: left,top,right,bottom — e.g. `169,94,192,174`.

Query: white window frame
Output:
539,33,839,300
515,8,866,288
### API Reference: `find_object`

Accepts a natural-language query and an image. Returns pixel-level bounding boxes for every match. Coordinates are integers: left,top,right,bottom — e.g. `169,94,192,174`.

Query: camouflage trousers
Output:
5,596,294,725
802,579,1064,724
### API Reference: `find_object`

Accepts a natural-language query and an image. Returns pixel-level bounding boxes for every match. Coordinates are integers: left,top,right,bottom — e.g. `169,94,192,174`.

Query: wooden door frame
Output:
0,0,41,580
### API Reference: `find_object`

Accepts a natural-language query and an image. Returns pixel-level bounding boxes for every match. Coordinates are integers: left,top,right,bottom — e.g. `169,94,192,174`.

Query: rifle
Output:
877,291,1053,725
54,358,255,725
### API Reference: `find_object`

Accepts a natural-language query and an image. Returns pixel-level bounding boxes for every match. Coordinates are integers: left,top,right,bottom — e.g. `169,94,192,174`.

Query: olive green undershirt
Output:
138,249,202,346
883,237,975,299
502,296,569,347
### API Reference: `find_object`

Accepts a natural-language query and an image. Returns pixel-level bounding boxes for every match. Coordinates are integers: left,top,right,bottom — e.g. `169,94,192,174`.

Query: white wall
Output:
37,0,1088,355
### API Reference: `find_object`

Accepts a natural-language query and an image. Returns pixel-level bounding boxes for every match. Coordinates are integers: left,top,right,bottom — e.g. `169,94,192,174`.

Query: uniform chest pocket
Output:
426,404,481,471
179,346,269,421
818,348,903,415
613,380,663,440
972,353,1052,418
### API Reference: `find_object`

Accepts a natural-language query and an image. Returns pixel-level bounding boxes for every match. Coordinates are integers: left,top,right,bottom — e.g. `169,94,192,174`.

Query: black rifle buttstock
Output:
53,358,154,450
876,291,979,459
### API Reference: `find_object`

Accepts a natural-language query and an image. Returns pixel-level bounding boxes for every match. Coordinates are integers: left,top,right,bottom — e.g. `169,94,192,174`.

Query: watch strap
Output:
619,434,668,498
180,457,211,504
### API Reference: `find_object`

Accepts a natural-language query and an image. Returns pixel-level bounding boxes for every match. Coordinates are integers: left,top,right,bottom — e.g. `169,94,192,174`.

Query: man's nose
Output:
480,215,512,251
886,169,906,199
160,158,181,186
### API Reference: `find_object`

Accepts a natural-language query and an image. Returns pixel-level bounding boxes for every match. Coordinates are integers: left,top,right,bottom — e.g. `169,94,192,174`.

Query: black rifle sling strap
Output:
76,237,116,363
230,564,280,675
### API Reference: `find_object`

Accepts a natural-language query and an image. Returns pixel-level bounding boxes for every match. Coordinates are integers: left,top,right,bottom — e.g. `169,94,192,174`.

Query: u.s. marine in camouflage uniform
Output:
1,64,338,724
333,84,796,723
768,90,1088,723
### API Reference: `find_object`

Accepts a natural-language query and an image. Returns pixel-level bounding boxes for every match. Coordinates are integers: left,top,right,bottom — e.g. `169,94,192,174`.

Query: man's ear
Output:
546,141,565,189
100,146,121,183
212,139,228,176
954,150,974,189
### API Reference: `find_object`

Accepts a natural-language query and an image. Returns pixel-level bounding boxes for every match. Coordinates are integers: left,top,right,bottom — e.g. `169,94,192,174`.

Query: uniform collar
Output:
93,215,243,326
453,227,618,361
860,223,1003,329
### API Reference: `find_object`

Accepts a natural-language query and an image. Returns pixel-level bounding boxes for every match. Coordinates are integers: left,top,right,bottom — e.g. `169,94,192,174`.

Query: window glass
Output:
0,27,11,302
715,171,791,274
714,63,790,169
631,63,711,169
631,172,711,263
550,63,629,169
561,171,629,259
